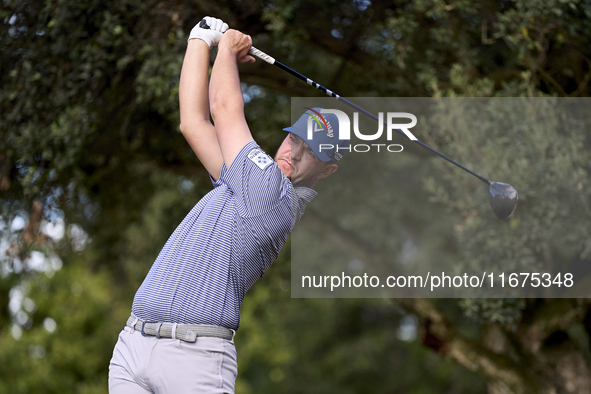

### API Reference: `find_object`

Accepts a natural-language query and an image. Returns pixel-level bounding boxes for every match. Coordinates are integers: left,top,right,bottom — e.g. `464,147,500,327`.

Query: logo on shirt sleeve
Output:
248,149,273,170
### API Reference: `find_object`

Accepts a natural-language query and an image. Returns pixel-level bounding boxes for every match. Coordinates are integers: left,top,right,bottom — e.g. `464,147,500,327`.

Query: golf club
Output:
248,46,518,220
199,20,518,219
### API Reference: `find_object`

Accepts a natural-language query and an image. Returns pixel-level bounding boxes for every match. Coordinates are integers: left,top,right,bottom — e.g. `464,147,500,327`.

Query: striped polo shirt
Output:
131,141,316,330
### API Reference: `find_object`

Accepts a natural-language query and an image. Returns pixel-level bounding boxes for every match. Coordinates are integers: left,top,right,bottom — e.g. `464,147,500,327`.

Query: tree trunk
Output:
407,298,591,394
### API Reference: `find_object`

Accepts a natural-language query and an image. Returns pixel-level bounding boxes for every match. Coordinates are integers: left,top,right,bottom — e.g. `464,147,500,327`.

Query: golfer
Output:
108,17,349,393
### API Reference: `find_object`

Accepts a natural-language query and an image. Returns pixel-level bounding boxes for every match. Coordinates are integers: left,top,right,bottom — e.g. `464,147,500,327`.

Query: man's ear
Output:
318,163,338,179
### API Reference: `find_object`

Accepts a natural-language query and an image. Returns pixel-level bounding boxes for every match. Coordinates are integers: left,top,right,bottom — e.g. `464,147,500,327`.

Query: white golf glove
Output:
188,17,229,48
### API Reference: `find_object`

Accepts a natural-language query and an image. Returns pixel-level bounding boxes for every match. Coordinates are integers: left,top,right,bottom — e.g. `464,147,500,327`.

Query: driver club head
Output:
489,181,518,220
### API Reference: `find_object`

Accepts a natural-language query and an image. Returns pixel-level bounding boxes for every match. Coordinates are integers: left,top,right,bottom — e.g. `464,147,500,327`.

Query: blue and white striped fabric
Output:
131,141,316,330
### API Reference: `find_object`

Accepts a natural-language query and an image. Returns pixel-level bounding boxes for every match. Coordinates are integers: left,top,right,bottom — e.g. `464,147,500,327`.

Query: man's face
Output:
274,133,337,187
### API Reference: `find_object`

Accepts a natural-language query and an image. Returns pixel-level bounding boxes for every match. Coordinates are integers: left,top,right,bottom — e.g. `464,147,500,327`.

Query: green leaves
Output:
1,0,591,392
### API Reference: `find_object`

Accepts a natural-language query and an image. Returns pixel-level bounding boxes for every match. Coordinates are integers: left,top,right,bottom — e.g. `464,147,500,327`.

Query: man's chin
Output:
276,159,291,178
279,164,291,179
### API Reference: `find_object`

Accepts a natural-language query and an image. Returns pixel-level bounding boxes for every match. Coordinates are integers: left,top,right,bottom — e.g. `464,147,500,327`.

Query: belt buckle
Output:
141,320,157,337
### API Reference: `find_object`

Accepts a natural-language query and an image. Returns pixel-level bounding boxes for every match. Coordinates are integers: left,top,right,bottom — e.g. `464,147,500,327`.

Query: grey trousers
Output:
109,326,238,393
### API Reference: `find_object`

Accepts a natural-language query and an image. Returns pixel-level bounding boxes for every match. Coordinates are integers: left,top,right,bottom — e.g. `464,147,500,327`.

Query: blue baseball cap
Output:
283,108,350,163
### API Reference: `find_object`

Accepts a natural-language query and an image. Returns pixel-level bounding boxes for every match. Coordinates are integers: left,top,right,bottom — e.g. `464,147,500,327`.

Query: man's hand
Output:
188,17,229,48
218,30,256,65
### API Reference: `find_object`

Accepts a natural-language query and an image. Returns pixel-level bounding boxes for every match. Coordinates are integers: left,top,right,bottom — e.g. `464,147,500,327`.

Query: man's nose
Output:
291,144,303,160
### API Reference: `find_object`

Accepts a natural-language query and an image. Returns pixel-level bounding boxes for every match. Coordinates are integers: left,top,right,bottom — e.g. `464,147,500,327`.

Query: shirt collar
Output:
294,186,318,203
291,186,317,227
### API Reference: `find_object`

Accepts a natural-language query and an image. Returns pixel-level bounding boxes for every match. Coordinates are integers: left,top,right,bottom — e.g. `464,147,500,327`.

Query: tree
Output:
1,0,590,392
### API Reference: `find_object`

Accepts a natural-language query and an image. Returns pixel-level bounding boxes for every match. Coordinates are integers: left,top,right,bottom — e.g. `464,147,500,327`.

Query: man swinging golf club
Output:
108,16,349,393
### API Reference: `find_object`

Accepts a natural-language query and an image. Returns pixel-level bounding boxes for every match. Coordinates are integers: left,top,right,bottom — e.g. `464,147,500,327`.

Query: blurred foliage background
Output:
1,0,591,393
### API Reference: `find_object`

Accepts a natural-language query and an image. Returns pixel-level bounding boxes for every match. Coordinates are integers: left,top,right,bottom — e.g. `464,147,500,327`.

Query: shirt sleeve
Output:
219,141,291,218
209,165,224,188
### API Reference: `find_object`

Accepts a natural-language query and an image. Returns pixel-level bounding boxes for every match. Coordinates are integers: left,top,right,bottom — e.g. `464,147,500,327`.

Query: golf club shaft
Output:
249,46,493,186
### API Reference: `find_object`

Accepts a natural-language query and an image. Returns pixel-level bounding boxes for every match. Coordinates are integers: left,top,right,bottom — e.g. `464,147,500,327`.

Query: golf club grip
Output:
197,19,276,65
248,46,275,65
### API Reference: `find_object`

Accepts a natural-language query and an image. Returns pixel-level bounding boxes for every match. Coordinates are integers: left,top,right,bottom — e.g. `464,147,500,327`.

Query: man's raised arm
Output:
179,17,228,180
209,30,256,168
